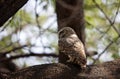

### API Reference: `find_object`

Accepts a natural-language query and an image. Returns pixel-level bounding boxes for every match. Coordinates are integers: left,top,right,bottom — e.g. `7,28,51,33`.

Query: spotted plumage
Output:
58,27,86,69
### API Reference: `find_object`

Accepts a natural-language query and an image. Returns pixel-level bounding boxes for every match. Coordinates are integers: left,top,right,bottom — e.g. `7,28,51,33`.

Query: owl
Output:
58,27,86,69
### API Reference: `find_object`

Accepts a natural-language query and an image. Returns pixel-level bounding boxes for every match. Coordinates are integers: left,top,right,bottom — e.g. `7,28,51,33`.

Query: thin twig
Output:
99,26,111,39
93,36,119,64
112,1,120,24
0,45,28,55
93,0,120,37
0,53,58,62
92,0,120,64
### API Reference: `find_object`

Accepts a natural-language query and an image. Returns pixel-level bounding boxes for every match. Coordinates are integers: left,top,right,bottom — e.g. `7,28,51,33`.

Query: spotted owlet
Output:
58,27,86,69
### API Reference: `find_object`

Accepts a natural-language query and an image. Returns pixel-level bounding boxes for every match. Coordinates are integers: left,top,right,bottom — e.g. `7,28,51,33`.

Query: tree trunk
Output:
0,0,28,27
56,0,85,44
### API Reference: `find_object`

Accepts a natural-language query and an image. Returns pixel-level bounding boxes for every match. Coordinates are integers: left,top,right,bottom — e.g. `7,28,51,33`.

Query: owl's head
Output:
58,27,76,38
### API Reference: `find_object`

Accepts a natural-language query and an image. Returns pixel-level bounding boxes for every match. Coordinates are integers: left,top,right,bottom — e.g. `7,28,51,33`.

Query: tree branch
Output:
0,45,28,56
0,53,58,62
93,0,120,37
0,0,28,27
1,59,120,79
93,36,119,64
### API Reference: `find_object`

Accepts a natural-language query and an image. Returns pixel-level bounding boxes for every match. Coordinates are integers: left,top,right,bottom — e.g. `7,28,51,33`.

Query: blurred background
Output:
0,0,120,71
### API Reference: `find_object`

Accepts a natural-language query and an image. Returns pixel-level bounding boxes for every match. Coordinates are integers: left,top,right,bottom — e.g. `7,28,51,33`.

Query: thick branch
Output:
0,0,28,27
1,59,120,79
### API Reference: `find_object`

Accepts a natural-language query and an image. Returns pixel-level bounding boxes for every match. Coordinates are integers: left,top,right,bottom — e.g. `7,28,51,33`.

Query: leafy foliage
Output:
85,0,120,62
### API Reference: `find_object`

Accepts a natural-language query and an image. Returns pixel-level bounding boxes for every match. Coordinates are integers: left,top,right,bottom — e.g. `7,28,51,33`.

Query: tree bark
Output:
0,0,28,27
56,0,85,44
1,59,120,79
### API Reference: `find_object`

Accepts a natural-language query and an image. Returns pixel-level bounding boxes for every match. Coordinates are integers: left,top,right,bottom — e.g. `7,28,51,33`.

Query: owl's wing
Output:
66,48,86,67
74,38,86,58
58,38,74,51
59,37,86,67
68,38,86,66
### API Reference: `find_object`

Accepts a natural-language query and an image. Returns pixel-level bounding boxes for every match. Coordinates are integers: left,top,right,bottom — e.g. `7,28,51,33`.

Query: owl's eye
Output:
62,33,66,37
